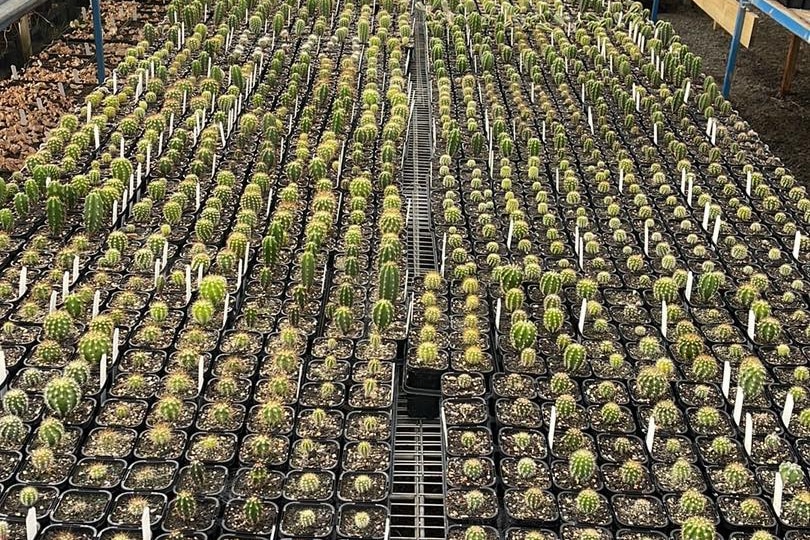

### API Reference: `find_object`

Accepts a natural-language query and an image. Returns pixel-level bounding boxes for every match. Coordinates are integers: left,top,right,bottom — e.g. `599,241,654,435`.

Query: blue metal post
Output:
722,1,747,98
91,0,105,85
651,0,660,22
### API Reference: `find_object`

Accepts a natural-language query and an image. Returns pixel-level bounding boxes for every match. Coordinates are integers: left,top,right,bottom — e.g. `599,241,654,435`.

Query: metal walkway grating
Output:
402,7,437,283
389,399,446,539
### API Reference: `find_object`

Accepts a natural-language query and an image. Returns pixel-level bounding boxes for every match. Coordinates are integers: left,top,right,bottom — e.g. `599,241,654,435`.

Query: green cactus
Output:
780,461,805,485
174,491,197,521
79,331,110,364
2,390,28,416
37,417,65,448
199,275,227,306
575,488,601,515
242,496,264,527
563,343,587,372
44,376,82,416
510,320,537,350
756,317,781,343
539,271,562,295
682,516,715,540
462,458,484,479
372,299,394,331
690,354,719,382
569,449,596,484
300,251,315,290
46,195,65,234
636,367,669,400
722,462,750,490
677,333,704,362
653,277,679,303
600,402,623,425
378,262,400,303
19,486,39,507
0,414,25,443
543,307,564,333
738,356,766,398
43,310,75,342
464,526,488,540
697,271,723,302
678,489,707,516
524,487,546,510
333,306,353,335
83,189,105,235
64,359,90,386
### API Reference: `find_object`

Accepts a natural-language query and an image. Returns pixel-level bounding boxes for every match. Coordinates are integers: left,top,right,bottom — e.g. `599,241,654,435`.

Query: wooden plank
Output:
780,34,802,95
693,0,758,47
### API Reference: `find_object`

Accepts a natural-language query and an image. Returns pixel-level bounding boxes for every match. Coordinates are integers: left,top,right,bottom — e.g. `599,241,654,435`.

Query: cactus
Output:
242,497,264,527
372,299,394,331
504,288,525,312
516,457,537,478
681,516,716,540
19,486,39,507
46,195,65,234
723,462,751,490
2,389,28,416
300,251,316,290
677,333,704,362
740,498,765,519
462,458,484,479
619,459,645,487
575,488,600,515
44,376,81,416
43,310,74,342
563,343,587,372
697,271,723,302
83,189,104,235
569,449,596,484
540,271,562,295
653,277,679,303
524,487,546,510
37,417,64,448
378,262,400,303
174,491,197,521
64,359,90,386
780,461,805,485
738,356,766,398
510,320,537,350
691,354,719,382
543,307,564,333
298,472,321,495
600,402,622,425
199,275,227,306
786,491,810,525
0,414,25,443
464,526,488,540
756,317,781,343
636,367,669,400
678,489,707,516
78,331,110,364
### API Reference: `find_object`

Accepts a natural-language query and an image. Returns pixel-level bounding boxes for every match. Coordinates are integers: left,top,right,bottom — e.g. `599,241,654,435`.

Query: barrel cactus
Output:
43,376,82,416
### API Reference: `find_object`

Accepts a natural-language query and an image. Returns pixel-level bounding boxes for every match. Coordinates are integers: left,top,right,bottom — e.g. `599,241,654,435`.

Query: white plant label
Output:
18,266,27,297
680,168,687,193
619,169,624,193
653,122,658,145
195,182,201,211
506,219,514,249
574,225,580,254
185,266,192,304
49,291,57,314
687,176,693,207
555,168,560,191
58,82,65,97
548,405,557,450
646,416,656,452
733,386,744,425
793,231,801,260
747,309,756,340
99,353,107,390
0,348,6,384
643,222,649,256
722,360,731,399
684,80,691,103
153,261,161,288
198,356,205,392
92,290,100,318
113,328,120,362
578,239,584,270
702,202,711,229
578,298,587,335
142,506,152,540
87,102,92,123
783,392,795,428
62,271,70,301
746,170,752,195
685,271,694,302
440,233,447,277
26,506,37,540
660,300,667,339
744,413,753,455
495,298,502,331
222,293,230,329
774,472,784,517
711,215,721,245
94,125,100,149
112,70,118,94
197,266,204,289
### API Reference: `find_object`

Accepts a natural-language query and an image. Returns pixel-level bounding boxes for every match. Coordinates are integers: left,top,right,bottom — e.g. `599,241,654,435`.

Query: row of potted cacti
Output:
0,0,416,536
407,0,810,539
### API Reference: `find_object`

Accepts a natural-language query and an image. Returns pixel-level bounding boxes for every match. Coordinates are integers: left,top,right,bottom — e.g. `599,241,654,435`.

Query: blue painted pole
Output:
91,0,105,85
722,1,747,98
651,0,660,22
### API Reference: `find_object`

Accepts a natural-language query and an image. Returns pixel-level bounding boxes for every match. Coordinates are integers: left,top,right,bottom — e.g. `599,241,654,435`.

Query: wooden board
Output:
693,0,758,48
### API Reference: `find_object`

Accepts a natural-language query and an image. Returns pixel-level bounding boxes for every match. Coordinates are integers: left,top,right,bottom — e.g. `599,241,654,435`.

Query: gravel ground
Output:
661,2,810,182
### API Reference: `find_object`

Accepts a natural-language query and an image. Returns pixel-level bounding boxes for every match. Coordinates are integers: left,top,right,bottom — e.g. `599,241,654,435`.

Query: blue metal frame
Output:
91,0,105,85
651,0,660,22
723,0,810,97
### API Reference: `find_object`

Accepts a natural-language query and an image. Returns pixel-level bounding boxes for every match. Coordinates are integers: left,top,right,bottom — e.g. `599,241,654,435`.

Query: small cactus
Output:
44,376,82,416
738,356,766,398
569,449,596,484
464,526,488,540
575,488,600,515
37,417,65,447
18,486,39,507
524,487,546,510
174,491,197,522
43,310,75,342
462,458,484,479
563,343,587,372
681,516,716,540
2,389,28,416
678,489,707,516
243,497,264,527
636,367,669,400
